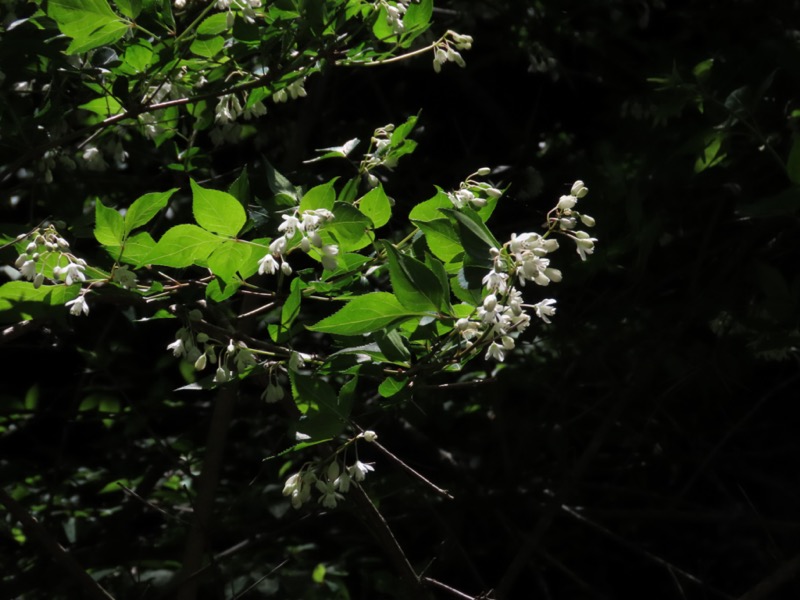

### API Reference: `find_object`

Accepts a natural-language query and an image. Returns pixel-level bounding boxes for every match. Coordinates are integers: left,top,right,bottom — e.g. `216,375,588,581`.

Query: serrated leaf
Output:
269,277,302,343
207,239,252,283
191,179,246,237
299,181,336,212
373,329,411,364
408,188,451,222
414,218,462,264
403,0,432,32
307,292,423,336
358,184,391,228
383,242,446,312
190,35,224,58
48,0,129,54
124,189,176,235
94,200,125,247
119,231,156,266
441,207,500,263
146,224,224,267
328,202,373,251
114,0,141,18
196,12,228,35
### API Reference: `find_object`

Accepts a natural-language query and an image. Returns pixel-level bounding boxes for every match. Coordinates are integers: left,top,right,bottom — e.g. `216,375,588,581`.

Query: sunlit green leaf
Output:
191,179,246,237
307,292,423,336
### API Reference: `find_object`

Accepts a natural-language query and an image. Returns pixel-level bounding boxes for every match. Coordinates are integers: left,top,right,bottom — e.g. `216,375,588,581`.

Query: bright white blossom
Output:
348,460,374,482
65,295,89,316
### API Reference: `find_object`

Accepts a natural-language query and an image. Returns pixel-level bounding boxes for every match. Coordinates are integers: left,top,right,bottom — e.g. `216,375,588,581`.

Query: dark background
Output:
2,1,800,598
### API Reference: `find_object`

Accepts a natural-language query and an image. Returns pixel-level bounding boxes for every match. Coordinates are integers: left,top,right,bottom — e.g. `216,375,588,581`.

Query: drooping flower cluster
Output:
360,123,397,177
547,180,598,261
433,30,474,73
378,0,411,35
446,167,503,209
454,180,595,361
258,208,338,276
13,225,93,315
167,326,259,383
282,431,378,510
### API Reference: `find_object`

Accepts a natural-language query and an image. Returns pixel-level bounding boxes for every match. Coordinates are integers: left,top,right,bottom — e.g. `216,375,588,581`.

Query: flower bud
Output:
580,213,596,227
194,353,207,371
476,167,491,176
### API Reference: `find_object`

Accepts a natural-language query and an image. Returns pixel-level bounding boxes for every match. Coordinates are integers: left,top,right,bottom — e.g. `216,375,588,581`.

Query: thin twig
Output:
0,487,117,600
422,576,485,599
372,440,454,500
561,504,733,599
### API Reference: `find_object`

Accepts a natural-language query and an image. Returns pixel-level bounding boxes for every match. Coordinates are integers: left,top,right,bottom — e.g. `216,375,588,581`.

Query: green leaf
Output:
414,218,463,265
228,169,250,206
48,0,129,54
787,136,800,185
190,35,225,58
124,189,176,235
114,0,141,18
79,97,123,118
307,292,423,336
372,5,399,44
290,371,350,441
119,231,156,266
383,242,446,312
328,202,373,251
694,133,726,173
299,181,336,212
94,200,125,247
145,224,224,267
403,0,432,32
191,179,246,237
207,239,252,283
441,207,500,263
378,376,409,398
196,12,229,35
122,42,153,73
264,159,298,203
408,188,451,222
0,282,80,322
358,184,391,228
373,329,411,364
269,277,303,343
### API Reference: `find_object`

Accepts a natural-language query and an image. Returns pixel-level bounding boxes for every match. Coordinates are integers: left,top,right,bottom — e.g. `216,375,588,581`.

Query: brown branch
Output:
0,487,116,600
372,440,454,500
348,484,432,599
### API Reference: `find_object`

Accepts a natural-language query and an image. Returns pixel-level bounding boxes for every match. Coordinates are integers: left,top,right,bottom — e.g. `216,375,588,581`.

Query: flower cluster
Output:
360,123,397,178
546,180,597,261
258,208,338,276
446,167,503,209
272,77,308,104
433,30,473,73
282,431,378,510
167,327,259,383
379,0,411,35
454,180,595,362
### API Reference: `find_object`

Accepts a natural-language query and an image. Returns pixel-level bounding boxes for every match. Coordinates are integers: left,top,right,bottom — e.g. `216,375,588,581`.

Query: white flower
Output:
64,262,86,286
278,214,302,237
81,146,107,171
557,194,577,211
361,430,378,443
19,260,37,280
533,298,557,323
485,341,506,361
321,244,339,270
572,231,597,261
316,480,343,508
269,236,287,256
334,470,351,493
482,270,508,293
263,380,284,403
167,338,185,357
257,253,278,275
65,295,89,316
282,473,300,496
348,460,374,482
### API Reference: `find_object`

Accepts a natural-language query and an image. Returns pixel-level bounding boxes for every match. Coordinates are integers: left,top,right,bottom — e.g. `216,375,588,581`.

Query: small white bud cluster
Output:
272,77,308,104
258,207,339,276
14,225,92,316
167,325,258,383
361,123,397,174
432,30,473,73
282,431,378,510
378,0,410,35
446,168,503,210
547,180,597,261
